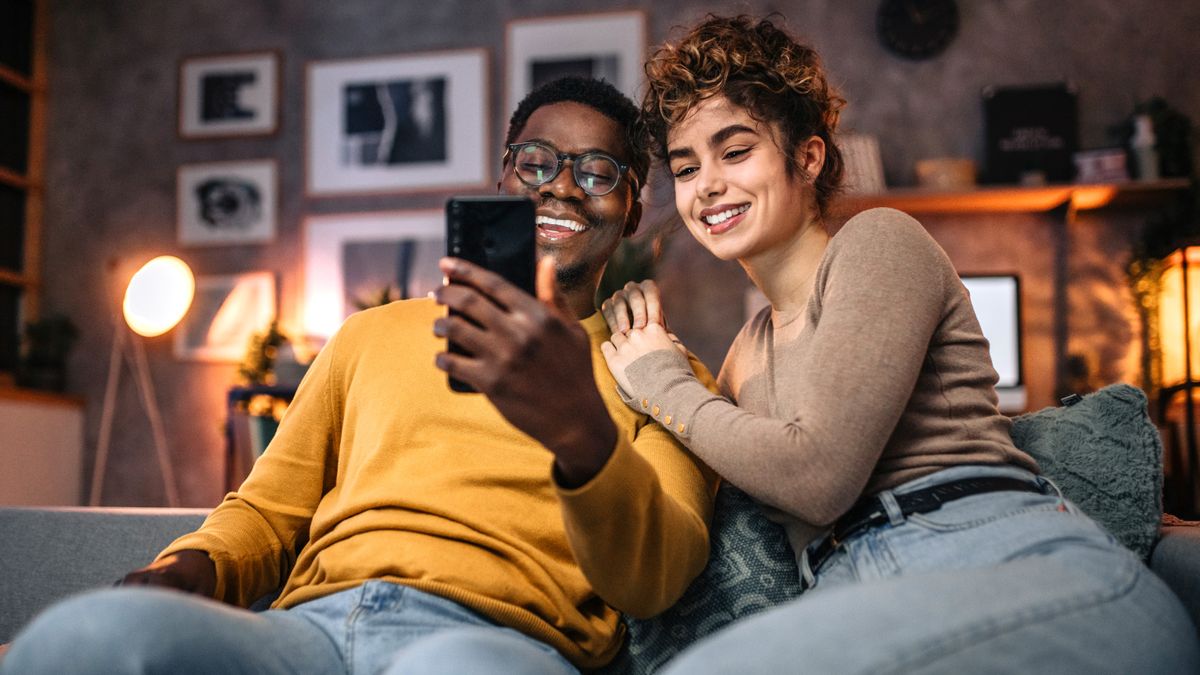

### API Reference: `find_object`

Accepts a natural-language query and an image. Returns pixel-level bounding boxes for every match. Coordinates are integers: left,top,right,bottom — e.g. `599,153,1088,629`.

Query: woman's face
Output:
666,96,820,262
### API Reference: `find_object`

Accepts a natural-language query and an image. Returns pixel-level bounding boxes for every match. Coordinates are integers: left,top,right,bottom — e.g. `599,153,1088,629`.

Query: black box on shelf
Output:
982,83,1079,184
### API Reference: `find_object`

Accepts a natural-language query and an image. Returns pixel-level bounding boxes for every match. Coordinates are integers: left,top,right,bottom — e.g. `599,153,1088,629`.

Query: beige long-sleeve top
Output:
620,208,1038,555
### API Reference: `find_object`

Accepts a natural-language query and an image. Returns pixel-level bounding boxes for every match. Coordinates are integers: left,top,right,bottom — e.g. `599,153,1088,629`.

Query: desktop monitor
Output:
961,275,1026,412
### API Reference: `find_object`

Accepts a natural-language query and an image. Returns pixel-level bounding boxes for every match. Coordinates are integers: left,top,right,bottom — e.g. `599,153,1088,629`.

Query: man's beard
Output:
555,259,590,291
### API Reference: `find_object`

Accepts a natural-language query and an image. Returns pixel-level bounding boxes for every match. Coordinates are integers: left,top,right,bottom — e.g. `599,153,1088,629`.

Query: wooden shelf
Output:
0,385,84,408
835,178,1191,216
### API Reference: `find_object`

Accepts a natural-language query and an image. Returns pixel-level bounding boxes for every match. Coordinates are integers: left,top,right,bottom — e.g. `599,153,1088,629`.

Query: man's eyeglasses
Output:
504,142,637,197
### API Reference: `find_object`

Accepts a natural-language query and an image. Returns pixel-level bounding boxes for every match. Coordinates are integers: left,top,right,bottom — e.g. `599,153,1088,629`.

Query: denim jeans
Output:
1,580,577,675
662,464,1200,674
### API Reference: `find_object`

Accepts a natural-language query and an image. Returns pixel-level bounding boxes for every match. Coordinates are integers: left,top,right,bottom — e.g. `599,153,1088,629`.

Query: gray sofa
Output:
1,507,1199,655
4,384,1200,669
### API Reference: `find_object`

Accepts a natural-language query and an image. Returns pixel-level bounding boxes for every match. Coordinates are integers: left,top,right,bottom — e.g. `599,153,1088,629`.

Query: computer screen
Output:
961,275,1026,412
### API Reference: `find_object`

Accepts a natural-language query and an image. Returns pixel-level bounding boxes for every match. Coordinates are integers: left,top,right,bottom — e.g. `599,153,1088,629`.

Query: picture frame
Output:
179,51,279,138
306,49,489,196
303,211,444,338
505,11,646,117
174,272,276,362
177,159,277,247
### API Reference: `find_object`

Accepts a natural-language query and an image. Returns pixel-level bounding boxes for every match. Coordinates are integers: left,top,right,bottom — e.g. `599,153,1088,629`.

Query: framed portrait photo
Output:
506,11,646,115
174,272,276,362
177,160,277,247
303,211,444,338
306,49,489,196
179,51,279,138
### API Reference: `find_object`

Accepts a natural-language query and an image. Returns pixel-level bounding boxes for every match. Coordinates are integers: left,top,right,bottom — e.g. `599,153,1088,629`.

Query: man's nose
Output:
540,160,586,201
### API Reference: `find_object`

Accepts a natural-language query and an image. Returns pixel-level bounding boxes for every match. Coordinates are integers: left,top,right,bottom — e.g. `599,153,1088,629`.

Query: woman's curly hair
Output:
643,15,846,215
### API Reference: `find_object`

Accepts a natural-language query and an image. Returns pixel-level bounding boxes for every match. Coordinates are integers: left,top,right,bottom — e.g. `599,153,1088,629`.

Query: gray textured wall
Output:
40,0,1200,506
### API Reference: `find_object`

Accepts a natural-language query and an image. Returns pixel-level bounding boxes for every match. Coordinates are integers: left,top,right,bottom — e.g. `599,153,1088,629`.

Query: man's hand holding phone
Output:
434,256,617,487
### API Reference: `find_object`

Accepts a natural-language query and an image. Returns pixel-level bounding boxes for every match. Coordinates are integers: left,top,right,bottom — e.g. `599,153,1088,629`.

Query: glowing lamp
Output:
90,255,194,507
122,256,195,337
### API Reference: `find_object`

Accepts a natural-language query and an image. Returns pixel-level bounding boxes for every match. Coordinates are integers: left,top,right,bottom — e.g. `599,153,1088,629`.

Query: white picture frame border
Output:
302,210,444,338
505,11,646,118
173,271,277,362
306,49,490,196
177,159,278,247
179,51,280,139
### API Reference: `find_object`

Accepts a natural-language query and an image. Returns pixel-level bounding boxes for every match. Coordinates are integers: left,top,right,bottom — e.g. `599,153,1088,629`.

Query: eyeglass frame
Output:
502,141,640,197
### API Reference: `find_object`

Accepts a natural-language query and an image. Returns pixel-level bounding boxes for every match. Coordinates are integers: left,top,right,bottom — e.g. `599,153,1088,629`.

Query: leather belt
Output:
802,476,1045,589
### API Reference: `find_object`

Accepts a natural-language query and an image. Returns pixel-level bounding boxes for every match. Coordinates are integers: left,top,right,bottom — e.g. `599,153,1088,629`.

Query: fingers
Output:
535,256,572,318
439,257,535,313
641,280,665,327
623,281,648,329
434,314,490,357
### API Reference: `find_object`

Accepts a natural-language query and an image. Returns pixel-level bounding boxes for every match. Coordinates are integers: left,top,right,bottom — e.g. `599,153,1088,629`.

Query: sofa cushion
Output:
1011,383,1162,559
600,484,799,674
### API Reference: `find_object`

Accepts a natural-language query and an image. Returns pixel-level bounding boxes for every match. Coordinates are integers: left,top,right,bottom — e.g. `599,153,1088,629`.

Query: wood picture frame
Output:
178,51,280,139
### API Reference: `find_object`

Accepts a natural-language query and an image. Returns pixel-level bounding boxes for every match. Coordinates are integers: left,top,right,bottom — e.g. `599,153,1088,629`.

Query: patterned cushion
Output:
599,484,799,674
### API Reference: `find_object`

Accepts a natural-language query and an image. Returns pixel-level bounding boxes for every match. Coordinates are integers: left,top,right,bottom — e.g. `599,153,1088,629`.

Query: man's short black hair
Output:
504,76,649,201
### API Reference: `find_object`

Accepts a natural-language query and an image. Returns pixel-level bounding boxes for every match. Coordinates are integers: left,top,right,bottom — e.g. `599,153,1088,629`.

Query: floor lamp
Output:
89,255,195,507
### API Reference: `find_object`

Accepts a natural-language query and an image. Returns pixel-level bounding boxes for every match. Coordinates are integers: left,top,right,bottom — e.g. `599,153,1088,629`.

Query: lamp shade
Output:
1158,247,1200,387
122,255,195,337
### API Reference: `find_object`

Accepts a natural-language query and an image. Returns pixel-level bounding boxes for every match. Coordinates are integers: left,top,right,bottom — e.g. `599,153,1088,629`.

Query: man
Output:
1,77,717,674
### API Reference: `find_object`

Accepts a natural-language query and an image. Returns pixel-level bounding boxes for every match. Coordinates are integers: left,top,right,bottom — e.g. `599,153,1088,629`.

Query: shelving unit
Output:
836,178,1191,216
0,0,46,383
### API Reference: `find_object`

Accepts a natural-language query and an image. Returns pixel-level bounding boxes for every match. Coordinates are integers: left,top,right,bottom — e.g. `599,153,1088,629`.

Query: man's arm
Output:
435,257,716,616
434,256,617,484
125,327,345,606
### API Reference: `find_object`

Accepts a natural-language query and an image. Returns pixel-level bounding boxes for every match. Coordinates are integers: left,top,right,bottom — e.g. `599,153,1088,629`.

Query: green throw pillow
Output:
1011,383,1163,559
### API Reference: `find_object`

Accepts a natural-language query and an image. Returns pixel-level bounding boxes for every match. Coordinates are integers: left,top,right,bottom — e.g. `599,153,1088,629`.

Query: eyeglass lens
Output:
512,143,621,196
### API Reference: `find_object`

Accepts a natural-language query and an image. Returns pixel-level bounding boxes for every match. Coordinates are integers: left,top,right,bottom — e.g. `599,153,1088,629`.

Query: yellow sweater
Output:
161,299,718,668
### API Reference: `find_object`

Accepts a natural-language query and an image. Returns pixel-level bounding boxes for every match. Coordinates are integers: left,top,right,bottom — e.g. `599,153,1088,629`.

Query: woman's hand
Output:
601,280,667,334
601,323,687,395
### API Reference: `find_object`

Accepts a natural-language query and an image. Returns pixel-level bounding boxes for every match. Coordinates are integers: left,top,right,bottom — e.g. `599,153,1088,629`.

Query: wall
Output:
39,0,1200,505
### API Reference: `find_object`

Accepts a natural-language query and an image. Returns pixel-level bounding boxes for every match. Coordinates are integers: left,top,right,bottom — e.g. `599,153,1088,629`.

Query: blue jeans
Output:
662,465,1200,674
1,580,577,674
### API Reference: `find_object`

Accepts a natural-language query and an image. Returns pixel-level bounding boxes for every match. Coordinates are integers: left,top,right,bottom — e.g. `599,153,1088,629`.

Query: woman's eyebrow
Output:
710,124,758,146
668,124,759,161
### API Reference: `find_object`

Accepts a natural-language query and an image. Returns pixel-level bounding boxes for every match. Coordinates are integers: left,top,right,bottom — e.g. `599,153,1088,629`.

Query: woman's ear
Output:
797,135,826,182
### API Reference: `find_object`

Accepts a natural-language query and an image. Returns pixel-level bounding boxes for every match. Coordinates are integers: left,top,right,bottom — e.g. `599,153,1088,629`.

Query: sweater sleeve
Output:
619,210,949,525
158,323,344,607
557,352,719,619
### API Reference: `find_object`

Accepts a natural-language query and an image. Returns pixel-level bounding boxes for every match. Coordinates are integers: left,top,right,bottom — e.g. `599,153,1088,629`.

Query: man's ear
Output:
623,200,643,238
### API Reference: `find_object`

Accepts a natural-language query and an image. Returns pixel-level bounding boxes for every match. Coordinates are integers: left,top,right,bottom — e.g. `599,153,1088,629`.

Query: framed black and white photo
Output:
177,160,277,246
506,12,646,116
307,50,488,196
179,52,279,138
303,211,444,338
174,272,276,362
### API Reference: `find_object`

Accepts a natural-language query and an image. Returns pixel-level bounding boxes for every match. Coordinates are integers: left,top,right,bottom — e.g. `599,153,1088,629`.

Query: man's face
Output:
500,101,640,292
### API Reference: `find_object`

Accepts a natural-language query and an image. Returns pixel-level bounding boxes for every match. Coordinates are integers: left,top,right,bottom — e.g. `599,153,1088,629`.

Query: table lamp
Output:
88,256,194,507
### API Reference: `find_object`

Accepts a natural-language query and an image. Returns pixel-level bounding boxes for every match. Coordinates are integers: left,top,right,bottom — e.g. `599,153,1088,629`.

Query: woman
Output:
600,15,1198,673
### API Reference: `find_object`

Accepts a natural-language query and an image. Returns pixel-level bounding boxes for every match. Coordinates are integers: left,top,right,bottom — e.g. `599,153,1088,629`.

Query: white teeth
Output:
536,215,587,232
702,204,749,226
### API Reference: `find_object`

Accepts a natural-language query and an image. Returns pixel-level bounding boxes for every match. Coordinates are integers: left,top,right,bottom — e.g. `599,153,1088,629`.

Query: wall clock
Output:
876,0,959,61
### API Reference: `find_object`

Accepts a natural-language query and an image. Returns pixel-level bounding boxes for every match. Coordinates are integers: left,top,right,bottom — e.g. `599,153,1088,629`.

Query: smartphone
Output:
445,195,537,393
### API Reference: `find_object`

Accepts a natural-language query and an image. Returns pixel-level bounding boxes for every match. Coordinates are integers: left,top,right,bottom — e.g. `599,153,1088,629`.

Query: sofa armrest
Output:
0,507,207,643
1150,525,1200,635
